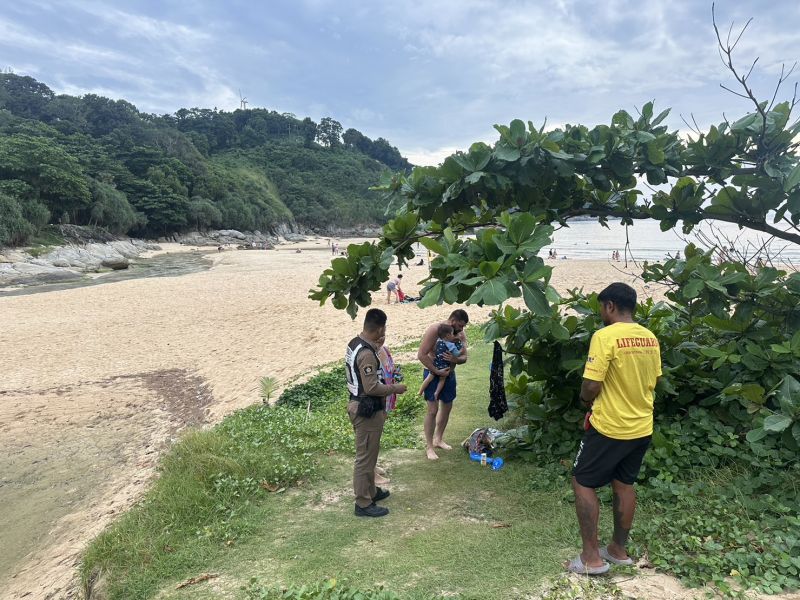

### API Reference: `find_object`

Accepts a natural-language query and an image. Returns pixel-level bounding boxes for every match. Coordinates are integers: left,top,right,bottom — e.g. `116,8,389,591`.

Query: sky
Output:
1,0,799,165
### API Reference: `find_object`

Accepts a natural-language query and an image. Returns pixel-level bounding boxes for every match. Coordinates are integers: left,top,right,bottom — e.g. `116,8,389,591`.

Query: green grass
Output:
81,337,616,599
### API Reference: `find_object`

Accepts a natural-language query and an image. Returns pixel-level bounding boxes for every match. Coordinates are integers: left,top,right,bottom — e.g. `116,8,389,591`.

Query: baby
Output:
418,323,462,401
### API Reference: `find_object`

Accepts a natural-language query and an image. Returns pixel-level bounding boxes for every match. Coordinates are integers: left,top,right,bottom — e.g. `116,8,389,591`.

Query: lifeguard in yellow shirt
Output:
566,282,662,575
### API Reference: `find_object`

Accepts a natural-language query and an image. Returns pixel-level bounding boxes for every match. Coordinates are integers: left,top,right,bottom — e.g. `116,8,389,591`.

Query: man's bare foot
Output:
426,447,439,460
433,440,452,450
375,473,390,485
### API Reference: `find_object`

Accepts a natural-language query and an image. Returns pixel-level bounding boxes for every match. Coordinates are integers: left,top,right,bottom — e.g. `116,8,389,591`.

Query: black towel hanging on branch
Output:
488,341,508,420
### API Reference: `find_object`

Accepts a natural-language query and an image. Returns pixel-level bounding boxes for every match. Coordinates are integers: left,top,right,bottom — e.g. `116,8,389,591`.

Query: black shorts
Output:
572,426,651,488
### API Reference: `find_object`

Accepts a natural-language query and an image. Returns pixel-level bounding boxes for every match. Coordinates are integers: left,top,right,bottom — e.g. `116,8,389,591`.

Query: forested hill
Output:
0,74,412,245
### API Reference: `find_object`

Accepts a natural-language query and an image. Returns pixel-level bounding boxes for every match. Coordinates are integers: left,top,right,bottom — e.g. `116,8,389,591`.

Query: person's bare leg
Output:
387,290,391,304
608,479,636,560
418,372,434,396
432,400,453,450
570,476,604,568
374,469,390,485
424,401,439,460
433,376,446,402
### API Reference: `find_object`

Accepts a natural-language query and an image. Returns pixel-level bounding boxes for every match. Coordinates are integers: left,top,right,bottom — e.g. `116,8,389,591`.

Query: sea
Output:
538,219,800,264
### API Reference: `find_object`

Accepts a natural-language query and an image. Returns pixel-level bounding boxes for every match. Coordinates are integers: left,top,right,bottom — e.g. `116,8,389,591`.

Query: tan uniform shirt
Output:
355,335,397,397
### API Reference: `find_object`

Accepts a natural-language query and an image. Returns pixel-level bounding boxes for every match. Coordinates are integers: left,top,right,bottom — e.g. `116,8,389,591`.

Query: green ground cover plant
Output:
82,340,614,600
141,339,588,600
80,365,424,599
487,246,800,595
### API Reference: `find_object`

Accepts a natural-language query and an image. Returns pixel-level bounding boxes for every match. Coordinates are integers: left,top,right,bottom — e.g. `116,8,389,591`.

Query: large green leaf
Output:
646,141,665,165
509,119,527,146
746,427,768,443
418,236,447,256
723,382,765,404
700,347,725,358
331,257,356,277
683,278,703,299
703,315,744,332
478,261,502,278
508,212,537,245
763,414,793,433
418,283,443,308
776,375,800,415
494,145,521,162
784,164,800,193
521,259,550,283
467,277,518,306
521,281,550,315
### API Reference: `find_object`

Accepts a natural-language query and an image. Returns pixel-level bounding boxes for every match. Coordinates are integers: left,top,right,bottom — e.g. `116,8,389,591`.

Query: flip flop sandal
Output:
565,556,610,575
600,546,634,566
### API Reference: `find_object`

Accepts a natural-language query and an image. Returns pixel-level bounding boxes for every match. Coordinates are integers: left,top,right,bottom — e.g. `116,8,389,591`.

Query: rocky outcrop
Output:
37,240,154,271
102,257,130,270
172,227,316,247
0,239,159,288
169,224,378,246
174,230,277,248
312,225,383,238
0,261,84,286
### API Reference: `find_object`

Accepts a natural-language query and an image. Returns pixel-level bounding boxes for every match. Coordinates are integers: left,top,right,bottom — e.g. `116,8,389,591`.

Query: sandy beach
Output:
0,239,663,599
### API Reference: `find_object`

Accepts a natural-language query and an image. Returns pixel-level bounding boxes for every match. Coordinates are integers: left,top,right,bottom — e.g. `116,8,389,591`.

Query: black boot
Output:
372,487,390,502
355,502,389,517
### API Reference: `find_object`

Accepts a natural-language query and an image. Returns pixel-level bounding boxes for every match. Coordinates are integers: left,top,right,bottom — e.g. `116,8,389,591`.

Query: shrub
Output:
489,245,800,593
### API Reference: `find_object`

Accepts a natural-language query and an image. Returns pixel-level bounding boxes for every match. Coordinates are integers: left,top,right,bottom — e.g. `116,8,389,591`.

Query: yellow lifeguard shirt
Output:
583,322,662,440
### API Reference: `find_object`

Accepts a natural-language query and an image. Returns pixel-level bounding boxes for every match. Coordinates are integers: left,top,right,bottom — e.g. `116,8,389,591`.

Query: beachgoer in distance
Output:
567,282,662,574
386,273,403,304
417,309,469,460
345,308,407,517
417,323,462,401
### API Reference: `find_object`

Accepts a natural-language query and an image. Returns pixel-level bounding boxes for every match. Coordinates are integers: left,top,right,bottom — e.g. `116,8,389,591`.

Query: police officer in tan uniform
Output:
345,308,407,517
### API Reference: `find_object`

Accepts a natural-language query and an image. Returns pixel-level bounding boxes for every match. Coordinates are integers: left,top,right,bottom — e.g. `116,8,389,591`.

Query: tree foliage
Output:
316,117,343,148
311,95,800,314
0,74,412,245
310,33,800,592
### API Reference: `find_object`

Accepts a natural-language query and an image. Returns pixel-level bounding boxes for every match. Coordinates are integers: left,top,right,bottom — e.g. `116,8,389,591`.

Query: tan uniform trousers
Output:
347,401,387,508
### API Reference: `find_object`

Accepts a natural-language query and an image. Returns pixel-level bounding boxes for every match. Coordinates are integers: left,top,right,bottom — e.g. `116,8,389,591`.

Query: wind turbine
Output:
239,89,248,110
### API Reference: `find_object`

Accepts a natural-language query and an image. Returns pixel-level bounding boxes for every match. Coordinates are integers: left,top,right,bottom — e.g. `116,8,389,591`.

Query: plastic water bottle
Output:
469,452,504,470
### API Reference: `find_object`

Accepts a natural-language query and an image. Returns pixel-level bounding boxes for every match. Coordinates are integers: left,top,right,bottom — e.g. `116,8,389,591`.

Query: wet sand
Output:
0,240,660,599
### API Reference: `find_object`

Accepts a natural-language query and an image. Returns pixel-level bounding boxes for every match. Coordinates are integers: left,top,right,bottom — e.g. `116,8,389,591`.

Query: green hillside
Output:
0,74,411,245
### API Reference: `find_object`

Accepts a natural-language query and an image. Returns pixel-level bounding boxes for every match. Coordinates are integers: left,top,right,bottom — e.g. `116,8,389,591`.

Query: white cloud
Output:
386,0,718,94
403,145,461,167
64,1,211,43
2,0,798,149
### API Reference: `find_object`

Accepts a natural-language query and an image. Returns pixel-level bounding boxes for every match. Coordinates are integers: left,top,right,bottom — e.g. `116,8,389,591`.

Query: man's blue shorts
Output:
422,370,457,403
